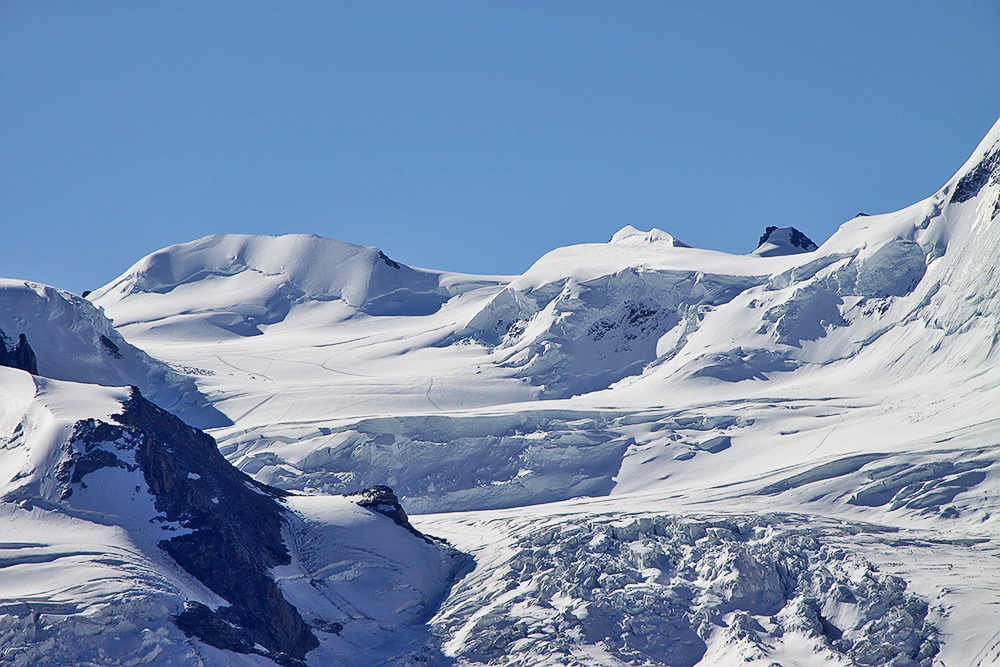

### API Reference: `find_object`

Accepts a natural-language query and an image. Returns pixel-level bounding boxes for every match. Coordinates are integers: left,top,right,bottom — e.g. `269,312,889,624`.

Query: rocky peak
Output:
752,226,818,257
0,330,38,374
64,386,318,666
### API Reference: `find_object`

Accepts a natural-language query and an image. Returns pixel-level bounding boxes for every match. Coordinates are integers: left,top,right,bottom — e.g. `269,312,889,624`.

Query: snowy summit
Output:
609,225,692,247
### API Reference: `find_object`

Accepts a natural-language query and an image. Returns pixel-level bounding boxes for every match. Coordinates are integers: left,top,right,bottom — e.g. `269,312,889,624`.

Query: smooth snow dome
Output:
89,233,463,340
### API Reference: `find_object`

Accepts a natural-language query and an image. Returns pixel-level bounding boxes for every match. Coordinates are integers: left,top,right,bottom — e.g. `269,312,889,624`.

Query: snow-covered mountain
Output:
0,368,462,666
87,233,505,339
3,116,1000,666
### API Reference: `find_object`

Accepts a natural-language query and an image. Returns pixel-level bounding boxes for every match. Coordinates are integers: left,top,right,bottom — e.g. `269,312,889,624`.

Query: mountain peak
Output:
751,226,818,256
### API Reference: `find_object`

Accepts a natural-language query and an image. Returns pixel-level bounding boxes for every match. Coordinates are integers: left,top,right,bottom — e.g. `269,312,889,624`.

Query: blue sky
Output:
2,2,999,294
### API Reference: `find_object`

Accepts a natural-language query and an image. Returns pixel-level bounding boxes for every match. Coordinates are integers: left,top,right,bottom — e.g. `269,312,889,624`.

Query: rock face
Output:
950,146,1000,204
66,387,319,666
0,330,38,374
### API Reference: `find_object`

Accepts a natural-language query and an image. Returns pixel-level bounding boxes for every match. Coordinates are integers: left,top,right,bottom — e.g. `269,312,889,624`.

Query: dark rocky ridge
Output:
57,420,140,498
951,147,1000,204
0,329,38,375
65,387,318,666
99,334,123,359
377,249,401,269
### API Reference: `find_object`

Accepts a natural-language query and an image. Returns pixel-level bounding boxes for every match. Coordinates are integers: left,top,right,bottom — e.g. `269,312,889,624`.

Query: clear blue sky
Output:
2,2,999,294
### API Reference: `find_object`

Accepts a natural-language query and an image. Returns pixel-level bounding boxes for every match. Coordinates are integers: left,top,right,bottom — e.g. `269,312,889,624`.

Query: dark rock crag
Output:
951,147,1000,204
377,249,401,270
345,484,435,543
0,330,38,375
99,334,123,359
64,387,318,666
756,226,819,253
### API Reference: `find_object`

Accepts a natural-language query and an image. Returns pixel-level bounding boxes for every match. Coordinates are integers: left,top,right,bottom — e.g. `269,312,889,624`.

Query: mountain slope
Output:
87,233,504,340
0,278,227,428
0,365,463,667
87,119,1000,516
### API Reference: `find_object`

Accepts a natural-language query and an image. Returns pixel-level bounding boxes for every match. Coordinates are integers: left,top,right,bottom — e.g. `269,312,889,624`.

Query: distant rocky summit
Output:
752,225,819,256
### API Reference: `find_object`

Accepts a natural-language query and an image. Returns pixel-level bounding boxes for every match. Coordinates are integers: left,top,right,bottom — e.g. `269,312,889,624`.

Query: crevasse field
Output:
2,117,1000,667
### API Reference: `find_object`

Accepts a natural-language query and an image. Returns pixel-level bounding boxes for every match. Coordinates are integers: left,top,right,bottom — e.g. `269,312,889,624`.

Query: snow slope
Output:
90,116,1000,518
0,279,226,428
4,115,996,666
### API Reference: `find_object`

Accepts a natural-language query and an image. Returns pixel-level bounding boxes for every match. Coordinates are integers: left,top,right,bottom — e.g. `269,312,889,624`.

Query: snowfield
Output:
1,117,1000,666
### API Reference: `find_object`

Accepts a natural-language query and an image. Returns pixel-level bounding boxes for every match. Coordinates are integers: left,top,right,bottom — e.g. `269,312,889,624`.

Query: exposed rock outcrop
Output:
65,387,319,666
0,330,38,374
345,484,433,543
753,226,819,256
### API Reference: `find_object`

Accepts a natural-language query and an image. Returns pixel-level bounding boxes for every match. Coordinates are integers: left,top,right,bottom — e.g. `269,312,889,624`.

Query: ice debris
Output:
435,514,939,667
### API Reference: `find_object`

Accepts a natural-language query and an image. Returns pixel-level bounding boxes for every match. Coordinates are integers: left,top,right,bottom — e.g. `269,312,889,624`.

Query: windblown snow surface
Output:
2,117,1000,666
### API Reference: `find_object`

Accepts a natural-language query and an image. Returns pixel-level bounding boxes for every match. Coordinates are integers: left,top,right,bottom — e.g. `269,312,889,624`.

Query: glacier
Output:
1,116,999,666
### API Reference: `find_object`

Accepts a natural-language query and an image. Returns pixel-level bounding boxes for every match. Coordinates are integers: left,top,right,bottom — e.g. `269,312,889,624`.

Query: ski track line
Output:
797,414,845,463
425,379,445,412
